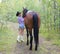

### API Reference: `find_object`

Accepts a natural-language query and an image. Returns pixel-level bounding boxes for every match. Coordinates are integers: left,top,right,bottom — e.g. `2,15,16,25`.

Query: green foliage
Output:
0,0,60,47
0,27,17,53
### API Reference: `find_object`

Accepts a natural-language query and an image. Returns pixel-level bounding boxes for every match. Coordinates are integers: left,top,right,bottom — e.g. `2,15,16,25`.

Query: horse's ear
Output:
23,7,26,9
23,7,27,9
25,7,27,9
23,7,24,9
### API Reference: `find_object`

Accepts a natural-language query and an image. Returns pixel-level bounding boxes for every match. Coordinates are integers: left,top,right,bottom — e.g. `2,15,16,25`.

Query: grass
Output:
0,25,60,54
0,27,17,53
40,28,60,47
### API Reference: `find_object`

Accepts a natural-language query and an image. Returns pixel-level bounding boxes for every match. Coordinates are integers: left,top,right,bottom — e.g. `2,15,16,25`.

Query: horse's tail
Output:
33,13,39,45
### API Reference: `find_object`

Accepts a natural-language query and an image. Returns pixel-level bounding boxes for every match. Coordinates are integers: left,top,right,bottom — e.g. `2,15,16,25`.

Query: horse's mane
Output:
22,8,28,18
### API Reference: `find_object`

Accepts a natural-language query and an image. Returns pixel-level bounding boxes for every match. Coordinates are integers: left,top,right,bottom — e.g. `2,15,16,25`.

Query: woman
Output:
16,11,25,42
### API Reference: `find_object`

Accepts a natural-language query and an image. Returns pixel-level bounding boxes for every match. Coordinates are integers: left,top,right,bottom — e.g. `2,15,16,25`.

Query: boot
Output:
17,35,21,42
20,36,24,42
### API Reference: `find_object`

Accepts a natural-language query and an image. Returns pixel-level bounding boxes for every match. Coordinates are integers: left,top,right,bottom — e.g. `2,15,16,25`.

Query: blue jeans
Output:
19,24,25,29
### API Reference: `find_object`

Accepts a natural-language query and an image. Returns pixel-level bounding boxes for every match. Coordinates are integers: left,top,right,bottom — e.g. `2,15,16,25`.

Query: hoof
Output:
29,48,32,50
29,46,32,50
35,47,37,51
35,48,37,51
26,42,29,45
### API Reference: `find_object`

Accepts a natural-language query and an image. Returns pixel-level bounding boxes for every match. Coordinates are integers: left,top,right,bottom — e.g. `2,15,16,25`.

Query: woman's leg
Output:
20,28,24,41
17,28,21,42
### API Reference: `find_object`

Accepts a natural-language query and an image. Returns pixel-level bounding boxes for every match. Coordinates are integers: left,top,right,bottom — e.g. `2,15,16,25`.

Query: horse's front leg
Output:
26,27,29,45
29,30,33,50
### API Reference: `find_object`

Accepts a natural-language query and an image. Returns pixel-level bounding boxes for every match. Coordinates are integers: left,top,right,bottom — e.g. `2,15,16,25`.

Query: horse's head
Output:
22,7,28,18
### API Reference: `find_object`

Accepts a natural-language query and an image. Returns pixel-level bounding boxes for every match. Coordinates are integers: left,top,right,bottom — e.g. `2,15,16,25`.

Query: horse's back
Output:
25,11,40,29
24,11,33,29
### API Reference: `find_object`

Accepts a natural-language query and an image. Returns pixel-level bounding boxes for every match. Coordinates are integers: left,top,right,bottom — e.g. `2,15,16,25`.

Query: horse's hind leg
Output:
34,28,39,51
29,30,33,50
26,27,29,45
34,34,39,51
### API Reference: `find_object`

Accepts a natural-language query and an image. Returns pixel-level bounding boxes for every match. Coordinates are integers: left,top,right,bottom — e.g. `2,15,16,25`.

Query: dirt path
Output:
2,22,60,54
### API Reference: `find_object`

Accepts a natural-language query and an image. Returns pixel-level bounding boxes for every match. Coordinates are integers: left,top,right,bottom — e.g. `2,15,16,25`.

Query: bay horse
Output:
22,8,40,51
